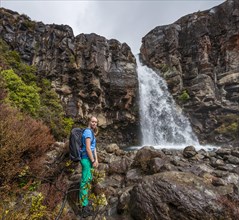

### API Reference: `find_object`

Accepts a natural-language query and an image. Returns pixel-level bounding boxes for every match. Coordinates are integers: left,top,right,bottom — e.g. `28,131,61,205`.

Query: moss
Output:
62,117,75,135
69,54,75,65
215,114,239,138
159,63,170,73
21,13,36,30
216,122,238,138
178,90,190,102
23,20,36,30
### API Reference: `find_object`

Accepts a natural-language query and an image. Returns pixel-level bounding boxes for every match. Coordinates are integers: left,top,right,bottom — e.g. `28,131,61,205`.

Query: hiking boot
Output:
81,205,92,218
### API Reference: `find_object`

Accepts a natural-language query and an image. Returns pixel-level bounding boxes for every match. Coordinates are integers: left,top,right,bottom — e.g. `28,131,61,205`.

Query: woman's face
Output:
89,117,98,130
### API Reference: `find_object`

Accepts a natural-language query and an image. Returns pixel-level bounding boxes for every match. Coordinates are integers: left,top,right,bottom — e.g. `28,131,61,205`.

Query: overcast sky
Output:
1,0,224,54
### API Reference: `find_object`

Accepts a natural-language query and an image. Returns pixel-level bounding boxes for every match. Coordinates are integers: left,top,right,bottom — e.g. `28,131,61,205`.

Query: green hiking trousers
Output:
79,158,93,207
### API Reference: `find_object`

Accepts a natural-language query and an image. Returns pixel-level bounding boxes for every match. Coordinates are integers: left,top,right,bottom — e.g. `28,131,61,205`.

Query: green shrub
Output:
159,63,169,73
216,122,238,138
0,38,73,140
63,117,75,135
37,78,74,140
178,90,190,102
215,114,239,139
0,69,41,116
0,75,7,101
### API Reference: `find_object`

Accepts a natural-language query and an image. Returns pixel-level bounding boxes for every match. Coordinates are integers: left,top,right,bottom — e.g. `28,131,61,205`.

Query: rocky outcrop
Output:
102,145,239,220
47,143,239,220
140,0,239,146
0,8,139,147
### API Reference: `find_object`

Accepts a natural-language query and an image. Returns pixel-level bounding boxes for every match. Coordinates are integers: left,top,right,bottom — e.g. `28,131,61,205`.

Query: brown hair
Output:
93,127,99,136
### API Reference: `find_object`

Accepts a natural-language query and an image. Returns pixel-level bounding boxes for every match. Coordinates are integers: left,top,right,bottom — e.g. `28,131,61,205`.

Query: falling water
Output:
137,57,200,149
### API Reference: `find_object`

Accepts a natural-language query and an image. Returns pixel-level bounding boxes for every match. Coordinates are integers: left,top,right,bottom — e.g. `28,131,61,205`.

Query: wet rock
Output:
183,145,197,158
216,148,232,157
132,146,165,171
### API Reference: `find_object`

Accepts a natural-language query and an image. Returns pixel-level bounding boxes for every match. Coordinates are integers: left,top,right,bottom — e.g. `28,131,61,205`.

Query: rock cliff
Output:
0,8,139,147
140,0,239,146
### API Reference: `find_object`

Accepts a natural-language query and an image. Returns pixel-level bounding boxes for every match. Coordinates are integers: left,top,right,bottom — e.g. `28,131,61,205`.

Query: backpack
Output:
69,128,95,162
69,128,85,162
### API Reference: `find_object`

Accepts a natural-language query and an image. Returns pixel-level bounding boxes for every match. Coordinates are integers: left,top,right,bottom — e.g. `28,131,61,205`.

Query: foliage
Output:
0,104,54,187
216,122,238,138
29,193,47,219
79,169,108,212
0,30,78,220
0,74,7,101
37,78,74,140
159,63,170,73
178,90,190,102
215,114,239,138
0,192,47,220
0,38,74,140
23,19,36,30
0,39,36,77
1,69,41,116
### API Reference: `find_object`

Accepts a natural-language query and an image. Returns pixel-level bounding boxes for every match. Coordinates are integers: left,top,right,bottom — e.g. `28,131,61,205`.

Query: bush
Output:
0,74,7,101
0,104,55,187
178,90,190,102
37,78,74,140
0,69,41,116
215,114,239,139
0,38,73,140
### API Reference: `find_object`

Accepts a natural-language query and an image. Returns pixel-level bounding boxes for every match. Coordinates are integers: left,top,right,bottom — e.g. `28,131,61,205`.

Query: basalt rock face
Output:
0,8,139,147
140,0,239,146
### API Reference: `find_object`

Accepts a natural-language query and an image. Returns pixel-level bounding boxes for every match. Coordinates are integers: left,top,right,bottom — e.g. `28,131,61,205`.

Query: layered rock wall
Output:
0,8,139,146
140,0,239,146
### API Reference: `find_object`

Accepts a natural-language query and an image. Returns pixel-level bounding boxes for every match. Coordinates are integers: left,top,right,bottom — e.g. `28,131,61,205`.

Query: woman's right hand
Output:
92,161,98,168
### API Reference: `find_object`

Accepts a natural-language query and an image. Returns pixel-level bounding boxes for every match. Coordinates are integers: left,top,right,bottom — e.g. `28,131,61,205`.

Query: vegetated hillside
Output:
0,7,138,219
0,7,139,148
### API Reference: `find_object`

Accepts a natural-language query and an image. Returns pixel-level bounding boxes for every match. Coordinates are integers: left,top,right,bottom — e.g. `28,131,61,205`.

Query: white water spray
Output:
137,56,201,149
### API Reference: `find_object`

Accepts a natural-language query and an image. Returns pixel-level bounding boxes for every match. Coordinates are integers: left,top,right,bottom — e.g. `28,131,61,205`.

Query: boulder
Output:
183,145,197,158
129,171,235,220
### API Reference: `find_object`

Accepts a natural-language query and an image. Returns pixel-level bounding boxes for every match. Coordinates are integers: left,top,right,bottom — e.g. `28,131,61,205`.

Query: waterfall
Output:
137,56,200,149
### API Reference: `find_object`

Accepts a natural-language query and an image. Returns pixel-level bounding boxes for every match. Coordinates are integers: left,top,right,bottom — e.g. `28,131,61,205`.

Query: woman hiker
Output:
79,116,99,217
